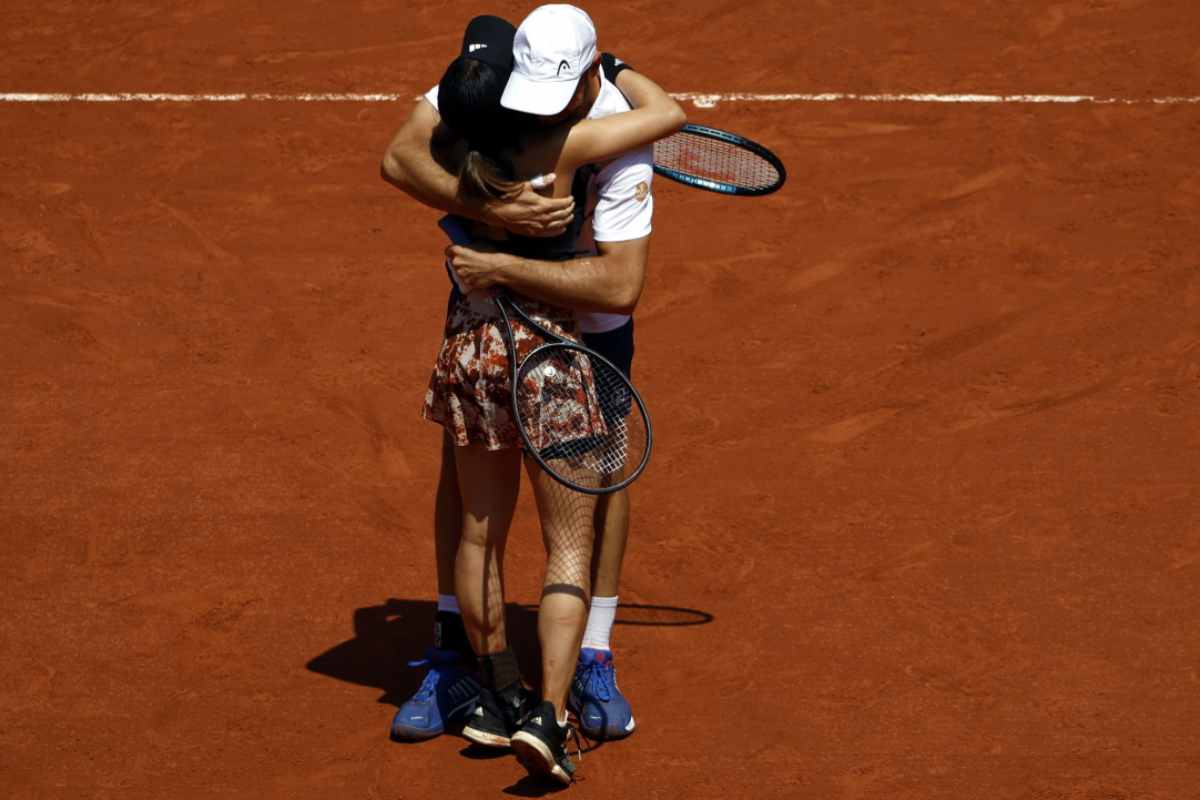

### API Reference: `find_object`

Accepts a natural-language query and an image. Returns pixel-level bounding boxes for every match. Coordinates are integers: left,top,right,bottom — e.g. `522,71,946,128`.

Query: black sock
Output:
478,647,521,693
434,611,472,658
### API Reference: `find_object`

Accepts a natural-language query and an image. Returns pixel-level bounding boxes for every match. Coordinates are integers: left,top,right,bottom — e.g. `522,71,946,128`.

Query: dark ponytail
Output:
438,57,524,201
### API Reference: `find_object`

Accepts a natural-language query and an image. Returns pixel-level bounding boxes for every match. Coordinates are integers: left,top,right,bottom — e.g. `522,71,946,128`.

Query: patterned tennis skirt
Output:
422,292,608,451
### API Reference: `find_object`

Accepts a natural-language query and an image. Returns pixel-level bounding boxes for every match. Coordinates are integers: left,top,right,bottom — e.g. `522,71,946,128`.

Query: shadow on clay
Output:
305,598,715,712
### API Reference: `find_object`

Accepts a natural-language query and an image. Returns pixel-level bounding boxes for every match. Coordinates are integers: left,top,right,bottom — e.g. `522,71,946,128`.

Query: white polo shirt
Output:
424,69,653,334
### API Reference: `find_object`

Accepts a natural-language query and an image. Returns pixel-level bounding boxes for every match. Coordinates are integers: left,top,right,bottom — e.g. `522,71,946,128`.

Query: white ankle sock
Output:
581,595,618,652
437,593,460,614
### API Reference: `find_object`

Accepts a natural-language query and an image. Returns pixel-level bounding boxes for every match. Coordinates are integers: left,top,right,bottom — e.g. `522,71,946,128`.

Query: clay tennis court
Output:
3,2,1199,797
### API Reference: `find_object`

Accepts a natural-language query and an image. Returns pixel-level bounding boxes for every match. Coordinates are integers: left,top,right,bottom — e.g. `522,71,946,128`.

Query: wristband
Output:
601,52,633,82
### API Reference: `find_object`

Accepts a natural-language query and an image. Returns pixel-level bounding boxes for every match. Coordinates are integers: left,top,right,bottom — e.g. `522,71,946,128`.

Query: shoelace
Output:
555,719,584,780
577,659,614,702
406,649,457,703
565,721,584,762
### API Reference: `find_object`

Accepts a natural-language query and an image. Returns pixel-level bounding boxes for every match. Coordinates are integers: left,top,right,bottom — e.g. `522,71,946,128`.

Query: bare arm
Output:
380,99,463,212
559,73,686,172
380,98,576,236
614,68,670,112
446,236,649,316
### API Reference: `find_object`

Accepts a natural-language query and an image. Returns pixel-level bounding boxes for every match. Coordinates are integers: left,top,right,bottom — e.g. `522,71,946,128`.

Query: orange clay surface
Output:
3,2,1200,798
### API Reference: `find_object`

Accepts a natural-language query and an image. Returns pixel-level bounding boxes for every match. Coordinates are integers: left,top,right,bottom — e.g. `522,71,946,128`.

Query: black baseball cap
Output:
437,16,520,149
458,15,516,70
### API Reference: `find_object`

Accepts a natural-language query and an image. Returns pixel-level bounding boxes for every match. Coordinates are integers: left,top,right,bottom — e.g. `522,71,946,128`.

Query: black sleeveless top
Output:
500,165,595,262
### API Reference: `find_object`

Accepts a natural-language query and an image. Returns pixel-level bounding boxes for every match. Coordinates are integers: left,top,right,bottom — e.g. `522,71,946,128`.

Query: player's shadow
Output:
305,597,714,715
304,598,534,711
502,774,574,797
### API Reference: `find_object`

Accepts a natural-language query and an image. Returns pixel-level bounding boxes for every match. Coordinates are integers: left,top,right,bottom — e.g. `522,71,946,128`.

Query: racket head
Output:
653,123,786,196
513,341,652,495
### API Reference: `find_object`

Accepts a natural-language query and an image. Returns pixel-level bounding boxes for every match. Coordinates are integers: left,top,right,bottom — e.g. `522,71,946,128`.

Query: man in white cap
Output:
382,4,675,756
500,4,600,118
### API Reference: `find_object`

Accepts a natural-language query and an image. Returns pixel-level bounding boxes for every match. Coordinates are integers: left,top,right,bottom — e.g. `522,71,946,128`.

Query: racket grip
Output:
528,173,552,190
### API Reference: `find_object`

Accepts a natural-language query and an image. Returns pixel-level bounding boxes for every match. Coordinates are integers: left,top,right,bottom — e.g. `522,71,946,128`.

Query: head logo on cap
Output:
501,4,598,116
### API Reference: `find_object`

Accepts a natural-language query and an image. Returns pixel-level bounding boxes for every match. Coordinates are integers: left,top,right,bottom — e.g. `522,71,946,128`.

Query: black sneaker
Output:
461,684,535,748
510,701,580,785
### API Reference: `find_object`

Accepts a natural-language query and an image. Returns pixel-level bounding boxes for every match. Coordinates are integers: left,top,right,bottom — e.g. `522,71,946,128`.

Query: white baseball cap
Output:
500,5,598,116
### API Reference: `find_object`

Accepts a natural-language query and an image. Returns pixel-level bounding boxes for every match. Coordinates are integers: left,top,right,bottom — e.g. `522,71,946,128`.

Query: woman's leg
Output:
434,431,462,606
455,441,536,748
524,457,598,720
453,442,522,659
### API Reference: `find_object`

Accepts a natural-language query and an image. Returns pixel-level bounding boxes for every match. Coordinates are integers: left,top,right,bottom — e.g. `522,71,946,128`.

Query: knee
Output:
544,543,594,585
459,516,491,548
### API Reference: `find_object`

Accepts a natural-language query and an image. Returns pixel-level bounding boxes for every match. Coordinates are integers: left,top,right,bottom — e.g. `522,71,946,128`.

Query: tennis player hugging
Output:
380,3,683,787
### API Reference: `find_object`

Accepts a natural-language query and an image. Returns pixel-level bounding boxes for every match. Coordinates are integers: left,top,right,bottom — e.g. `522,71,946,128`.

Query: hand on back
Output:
485,174,575,238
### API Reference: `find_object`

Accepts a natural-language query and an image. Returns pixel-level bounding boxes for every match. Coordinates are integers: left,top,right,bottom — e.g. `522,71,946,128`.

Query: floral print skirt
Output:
422,292,607,451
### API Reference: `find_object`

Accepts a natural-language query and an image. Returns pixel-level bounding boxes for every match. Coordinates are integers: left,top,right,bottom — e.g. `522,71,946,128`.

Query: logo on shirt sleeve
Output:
635,181,649,202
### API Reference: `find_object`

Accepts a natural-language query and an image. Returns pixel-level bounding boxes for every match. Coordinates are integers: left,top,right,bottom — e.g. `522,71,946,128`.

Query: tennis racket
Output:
653,123,786,196
493,292,653,496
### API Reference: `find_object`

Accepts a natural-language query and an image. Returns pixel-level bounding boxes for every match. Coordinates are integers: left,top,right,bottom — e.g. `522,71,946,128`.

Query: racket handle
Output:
528,173,552,190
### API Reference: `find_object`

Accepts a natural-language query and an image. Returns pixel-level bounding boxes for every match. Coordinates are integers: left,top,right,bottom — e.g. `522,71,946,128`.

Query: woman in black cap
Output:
420,12,683,785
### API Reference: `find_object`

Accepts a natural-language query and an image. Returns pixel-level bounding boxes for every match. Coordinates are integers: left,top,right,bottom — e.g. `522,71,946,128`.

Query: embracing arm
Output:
614,68,675,114
560,73,686,170
380,98,575,236
380,99,464,212
446,236,649,315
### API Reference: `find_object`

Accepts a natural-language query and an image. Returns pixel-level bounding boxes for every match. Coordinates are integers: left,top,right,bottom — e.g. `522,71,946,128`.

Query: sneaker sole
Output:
511,731,571,785
390,723,442,742
461,725,511,749
579,719,635,741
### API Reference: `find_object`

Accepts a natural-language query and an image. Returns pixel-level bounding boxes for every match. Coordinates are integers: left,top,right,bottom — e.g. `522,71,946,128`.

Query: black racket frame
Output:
653,123,787,197
494,292,654,495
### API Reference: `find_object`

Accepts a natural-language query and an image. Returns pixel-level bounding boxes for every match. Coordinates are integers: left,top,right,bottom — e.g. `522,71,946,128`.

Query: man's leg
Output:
590,488,629,598
391,432,478,741
571,321,637,740
584,488,628,652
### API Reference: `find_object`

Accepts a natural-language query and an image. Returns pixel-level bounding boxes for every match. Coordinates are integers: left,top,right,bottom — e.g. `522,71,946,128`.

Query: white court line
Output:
674,92,1200,108
0,93,406,102
2,92,1200,108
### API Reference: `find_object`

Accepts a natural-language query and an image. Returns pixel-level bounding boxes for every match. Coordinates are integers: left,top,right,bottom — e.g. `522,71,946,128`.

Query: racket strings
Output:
515,346,648,491
654,132,781,191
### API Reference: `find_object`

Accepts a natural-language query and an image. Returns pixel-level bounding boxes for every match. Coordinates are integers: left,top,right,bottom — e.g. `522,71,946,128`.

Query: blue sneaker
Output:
568,648,635,740
389,648,480,741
